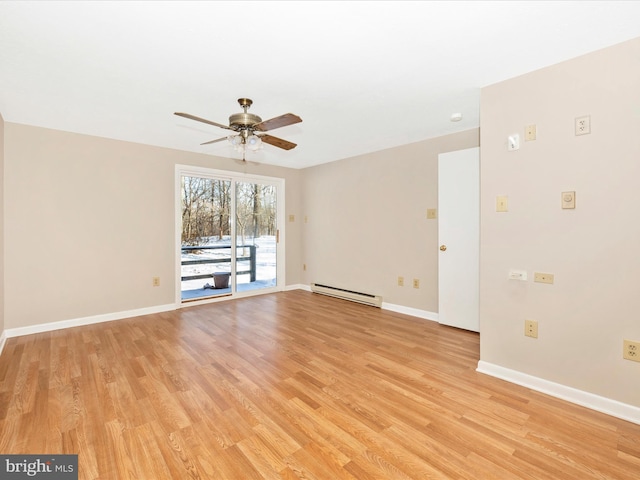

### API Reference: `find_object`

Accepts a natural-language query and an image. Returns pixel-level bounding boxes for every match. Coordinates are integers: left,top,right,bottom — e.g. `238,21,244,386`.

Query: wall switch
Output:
496,196,508,212
303,263,307,271
413,278,420,289
398,276,404,287
152,277,160,287
525,320,538,338
575,115,591,136
534,272,554,284
427,208,437,219
525,124,537,141
562,191,576,209
288,214,295,222
623,340,640,362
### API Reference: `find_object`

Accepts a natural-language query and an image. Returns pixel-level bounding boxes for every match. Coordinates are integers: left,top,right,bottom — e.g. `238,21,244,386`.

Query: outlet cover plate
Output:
534,272,554,284
623,339,640,362
525,320,538,338
575,115,591,136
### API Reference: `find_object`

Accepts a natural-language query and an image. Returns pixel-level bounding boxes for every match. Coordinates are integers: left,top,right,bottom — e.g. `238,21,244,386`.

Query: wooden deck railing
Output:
181,245,257,282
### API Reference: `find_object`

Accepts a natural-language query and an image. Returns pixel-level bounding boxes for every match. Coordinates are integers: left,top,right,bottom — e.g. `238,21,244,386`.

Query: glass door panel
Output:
235,181,278,293
180,175,232,301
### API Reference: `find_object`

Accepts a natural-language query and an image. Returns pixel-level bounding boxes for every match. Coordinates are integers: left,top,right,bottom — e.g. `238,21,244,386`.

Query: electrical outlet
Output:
152,277,160,287
575,115,591,136
623,340,640,362
525,320,538,338
398,276,404,287
427,208,437,219
534,272,554,284
413,279,420,289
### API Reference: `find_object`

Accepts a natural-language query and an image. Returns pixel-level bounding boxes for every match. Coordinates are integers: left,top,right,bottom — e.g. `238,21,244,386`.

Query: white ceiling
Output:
2,1,640,169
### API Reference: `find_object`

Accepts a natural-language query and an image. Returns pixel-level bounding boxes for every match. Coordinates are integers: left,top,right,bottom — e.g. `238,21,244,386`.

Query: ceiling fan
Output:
174,98,302,159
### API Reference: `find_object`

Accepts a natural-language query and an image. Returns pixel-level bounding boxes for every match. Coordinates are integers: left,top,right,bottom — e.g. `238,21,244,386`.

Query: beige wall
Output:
301,129,479,313
3,124,303,329
3,122,478,330
480,37,640,407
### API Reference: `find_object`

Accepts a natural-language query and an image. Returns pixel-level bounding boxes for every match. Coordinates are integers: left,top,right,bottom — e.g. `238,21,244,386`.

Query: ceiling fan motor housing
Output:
229,112,262,129
229,97,261,129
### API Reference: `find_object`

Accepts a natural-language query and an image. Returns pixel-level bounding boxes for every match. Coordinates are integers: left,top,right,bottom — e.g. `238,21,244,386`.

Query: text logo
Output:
1,455,78,479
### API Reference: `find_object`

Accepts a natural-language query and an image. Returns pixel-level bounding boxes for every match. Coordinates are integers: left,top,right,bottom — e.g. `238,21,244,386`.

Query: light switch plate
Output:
496,196,508,212
427,208,437,219
562,191,575,209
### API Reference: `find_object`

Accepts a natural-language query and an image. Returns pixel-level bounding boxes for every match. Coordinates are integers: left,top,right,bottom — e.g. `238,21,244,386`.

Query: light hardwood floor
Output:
1,290,639,479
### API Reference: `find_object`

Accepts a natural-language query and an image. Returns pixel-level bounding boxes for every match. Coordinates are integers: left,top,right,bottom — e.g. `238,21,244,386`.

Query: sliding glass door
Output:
177,166,284,303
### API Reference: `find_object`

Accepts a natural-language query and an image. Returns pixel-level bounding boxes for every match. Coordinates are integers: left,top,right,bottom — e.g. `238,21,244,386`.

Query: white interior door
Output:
438,147,480,332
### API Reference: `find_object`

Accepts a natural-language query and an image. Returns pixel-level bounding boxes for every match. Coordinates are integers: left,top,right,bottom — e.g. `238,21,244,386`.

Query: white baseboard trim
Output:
477,360,640,426
0,330,6,357
4,303,177,340
382,302,439,322
1,289,437,355
1,286,313,343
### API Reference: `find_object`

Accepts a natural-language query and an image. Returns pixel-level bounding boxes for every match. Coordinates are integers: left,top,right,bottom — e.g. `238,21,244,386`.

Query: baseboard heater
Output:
310,283,382,308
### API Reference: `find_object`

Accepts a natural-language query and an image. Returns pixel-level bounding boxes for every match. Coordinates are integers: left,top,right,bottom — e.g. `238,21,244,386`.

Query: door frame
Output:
175,164,286,306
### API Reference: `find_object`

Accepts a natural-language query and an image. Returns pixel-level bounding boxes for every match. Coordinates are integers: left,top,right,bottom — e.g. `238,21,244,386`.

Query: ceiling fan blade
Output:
253,113,302,132
200,137,227,146
174,112,233,130
260,134,297,150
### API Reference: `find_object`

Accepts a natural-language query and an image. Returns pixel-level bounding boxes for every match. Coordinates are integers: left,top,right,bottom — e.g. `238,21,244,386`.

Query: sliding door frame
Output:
175,164,286,306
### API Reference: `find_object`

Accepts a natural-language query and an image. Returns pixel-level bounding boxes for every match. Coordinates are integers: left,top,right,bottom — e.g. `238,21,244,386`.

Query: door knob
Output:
440,245,447,251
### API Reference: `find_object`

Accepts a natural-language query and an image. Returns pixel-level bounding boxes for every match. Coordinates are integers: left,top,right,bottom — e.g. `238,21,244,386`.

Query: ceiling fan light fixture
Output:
247,134,262,151
228,134,243,148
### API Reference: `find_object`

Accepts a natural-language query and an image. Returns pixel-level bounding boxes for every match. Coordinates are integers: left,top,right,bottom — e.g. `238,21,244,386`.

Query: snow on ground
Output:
181,236,276,292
